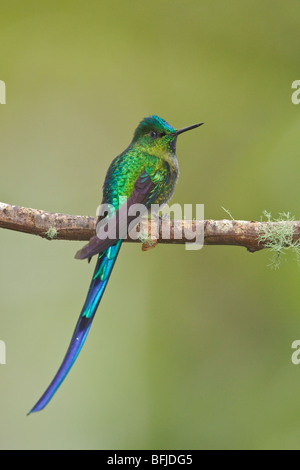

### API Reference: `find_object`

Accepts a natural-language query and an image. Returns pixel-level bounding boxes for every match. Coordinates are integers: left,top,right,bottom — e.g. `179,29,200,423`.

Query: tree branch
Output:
1,202,300,253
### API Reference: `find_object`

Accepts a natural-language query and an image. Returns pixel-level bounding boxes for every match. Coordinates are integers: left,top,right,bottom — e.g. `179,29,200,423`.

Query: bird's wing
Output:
75,171,158,260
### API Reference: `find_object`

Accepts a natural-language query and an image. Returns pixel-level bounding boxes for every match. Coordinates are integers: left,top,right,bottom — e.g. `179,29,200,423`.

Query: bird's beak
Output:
175,122,204,136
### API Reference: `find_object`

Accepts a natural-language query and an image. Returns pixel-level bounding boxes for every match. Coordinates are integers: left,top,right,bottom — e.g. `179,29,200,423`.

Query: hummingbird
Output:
28,115,203,413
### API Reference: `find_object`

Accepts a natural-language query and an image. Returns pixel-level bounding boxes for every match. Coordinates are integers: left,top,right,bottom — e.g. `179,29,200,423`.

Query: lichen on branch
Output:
257,210,300,268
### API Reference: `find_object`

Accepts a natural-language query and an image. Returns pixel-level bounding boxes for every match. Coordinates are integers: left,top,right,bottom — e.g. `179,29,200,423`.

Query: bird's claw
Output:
141,237,158,252
138,220,158,252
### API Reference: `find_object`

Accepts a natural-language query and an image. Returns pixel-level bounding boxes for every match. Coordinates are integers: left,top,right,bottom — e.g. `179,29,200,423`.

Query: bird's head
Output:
130,115,203,159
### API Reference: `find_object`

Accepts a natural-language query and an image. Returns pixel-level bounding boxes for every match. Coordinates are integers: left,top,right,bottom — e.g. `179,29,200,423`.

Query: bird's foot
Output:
138,219,158,252
141,236,158,252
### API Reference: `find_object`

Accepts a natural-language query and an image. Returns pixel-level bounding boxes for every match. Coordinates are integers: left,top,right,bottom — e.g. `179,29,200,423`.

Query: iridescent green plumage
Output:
29,115,202,413
102,115,180,209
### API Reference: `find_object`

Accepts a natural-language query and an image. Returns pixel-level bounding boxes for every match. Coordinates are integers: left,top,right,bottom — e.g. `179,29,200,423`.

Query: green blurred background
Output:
1,0,300,450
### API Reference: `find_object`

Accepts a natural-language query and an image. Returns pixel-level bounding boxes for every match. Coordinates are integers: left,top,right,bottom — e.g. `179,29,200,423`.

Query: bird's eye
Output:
150,131,158,138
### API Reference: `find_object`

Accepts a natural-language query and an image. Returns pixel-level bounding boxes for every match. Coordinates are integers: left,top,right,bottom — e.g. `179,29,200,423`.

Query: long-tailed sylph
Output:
29,115,203,413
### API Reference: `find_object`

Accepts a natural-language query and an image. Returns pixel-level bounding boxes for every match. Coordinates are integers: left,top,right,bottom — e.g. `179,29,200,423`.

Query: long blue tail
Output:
28,240,122,414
